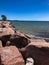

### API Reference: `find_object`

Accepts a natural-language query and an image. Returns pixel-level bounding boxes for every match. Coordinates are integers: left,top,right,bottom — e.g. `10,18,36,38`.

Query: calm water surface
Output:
11,21,49,38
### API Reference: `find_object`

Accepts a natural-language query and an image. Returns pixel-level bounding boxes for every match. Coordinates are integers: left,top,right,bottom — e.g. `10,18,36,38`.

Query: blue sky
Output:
0,0,49,20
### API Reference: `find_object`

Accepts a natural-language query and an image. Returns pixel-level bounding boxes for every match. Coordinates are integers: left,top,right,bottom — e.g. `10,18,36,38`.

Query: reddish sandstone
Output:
0,46,25,65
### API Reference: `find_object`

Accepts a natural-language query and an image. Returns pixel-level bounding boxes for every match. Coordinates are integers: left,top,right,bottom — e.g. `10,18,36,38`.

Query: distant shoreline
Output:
0,20,49,22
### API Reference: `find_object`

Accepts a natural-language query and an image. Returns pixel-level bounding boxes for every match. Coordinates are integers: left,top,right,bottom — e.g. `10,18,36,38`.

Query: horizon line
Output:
0,19,49,21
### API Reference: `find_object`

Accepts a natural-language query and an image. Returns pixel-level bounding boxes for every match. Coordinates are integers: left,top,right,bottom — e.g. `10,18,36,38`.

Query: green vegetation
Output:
1,15,7,21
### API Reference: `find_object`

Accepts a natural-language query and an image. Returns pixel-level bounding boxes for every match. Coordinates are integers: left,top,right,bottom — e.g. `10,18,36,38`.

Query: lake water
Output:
11,21,49,38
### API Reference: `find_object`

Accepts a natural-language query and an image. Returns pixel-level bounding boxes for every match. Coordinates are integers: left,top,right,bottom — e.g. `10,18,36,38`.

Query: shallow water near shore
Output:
11,21,49,38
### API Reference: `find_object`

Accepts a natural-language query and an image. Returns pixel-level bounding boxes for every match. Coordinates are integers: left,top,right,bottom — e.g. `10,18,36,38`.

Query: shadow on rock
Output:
20,45,49,65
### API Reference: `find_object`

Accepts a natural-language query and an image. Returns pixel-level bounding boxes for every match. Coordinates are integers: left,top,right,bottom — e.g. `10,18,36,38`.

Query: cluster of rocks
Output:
0,21,49,65
0,21,30,65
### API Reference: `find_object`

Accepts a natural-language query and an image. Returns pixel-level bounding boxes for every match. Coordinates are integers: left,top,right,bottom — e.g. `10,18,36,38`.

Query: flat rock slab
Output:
0,46,25,65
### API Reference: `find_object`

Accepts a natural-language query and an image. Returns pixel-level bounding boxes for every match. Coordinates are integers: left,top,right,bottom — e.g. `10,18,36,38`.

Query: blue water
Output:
11,21,49,36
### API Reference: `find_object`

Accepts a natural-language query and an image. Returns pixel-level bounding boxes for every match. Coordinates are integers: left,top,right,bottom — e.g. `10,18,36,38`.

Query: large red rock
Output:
0,46,25,65
0,34,29,48
0,21,30,48
20,45,49,65
0,21,15,37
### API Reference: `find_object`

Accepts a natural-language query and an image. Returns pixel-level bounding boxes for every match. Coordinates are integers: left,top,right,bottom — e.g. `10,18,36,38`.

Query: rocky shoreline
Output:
0,21,49,65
